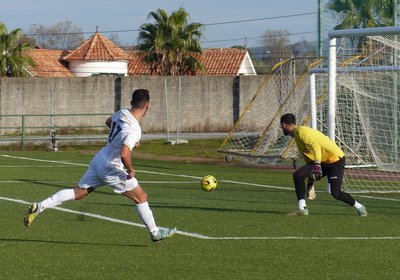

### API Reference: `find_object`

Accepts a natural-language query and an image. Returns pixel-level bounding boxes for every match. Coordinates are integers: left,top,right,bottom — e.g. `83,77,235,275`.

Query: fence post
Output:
164,78,170,142
21,115,25,150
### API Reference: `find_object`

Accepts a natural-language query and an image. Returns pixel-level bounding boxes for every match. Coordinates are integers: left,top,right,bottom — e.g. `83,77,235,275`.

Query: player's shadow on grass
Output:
151,203,284,215
0,237,147,248
16,179,115,196
17,179,72,189
135,162,176,170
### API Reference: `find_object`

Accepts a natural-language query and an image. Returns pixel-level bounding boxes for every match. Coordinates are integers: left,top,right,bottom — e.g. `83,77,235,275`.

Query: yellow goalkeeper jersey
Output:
293,126,345,164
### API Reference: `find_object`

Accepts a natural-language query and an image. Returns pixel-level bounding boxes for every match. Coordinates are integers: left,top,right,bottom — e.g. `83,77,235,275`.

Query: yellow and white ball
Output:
201,175,217,192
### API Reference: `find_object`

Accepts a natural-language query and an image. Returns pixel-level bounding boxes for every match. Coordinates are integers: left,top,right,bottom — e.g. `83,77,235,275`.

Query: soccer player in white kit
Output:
24,89,177,242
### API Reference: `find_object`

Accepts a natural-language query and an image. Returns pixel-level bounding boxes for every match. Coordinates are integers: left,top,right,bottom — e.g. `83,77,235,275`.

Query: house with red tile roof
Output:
25,49,73,77
64,31,130,77
26,32,257,77
128,48,256,76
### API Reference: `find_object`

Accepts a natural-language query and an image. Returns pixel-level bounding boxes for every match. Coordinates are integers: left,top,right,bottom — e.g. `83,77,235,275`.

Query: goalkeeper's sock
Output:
298,199,307,210
39,189,75,212
136,201,159,236
353,201,363,209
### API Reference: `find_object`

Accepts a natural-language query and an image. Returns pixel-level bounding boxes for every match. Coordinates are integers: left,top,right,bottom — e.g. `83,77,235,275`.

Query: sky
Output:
1,0,318,48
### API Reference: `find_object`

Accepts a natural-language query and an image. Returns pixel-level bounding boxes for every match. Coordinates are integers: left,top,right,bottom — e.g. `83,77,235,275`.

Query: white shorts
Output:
78,159,138,194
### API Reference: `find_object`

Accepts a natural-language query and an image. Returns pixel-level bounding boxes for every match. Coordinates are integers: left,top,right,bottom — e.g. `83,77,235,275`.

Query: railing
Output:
0,113,111,150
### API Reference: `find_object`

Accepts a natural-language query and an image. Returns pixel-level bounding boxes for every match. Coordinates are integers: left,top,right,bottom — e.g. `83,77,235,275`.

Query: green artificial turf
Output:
0,150,399,279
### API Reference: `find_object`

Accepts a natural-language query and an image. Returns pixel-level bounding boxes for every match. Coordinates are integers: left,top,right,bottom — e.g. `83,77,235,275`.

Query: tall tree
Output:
137,7,204,76
0,23,35,77
328,0,393,29
263,29,293,59
28,21,85,49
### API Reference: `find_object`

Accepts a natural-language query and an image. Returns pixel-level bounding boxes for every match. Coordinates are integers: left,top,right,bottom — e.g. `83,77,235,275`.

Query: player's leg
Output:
325,158,367,216
24,186,96,226
24,162,101,226
24,187,80,227
122,184,158,234
289,164,314,215
115,176,176,242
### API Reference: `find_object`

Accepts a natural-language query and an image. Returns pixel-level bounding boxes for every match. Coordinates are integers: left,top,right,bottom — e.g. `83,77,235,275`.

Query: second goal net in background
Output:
219,57,324,166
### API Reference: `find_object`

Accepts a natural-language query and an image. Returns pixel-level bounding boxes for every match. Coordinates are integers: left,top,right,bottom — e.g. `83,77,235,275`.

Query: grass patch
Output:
0,151,399,279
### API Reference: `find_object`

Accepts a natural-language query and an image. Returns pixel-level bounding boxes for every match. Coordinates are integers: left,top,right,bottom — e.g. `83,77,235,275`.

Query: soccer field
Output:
1,151,400,279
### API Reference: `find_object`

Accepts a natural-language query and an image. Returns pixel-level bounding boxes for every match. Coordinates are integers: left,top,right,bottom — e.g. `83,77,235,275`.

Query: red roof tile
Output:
127,48,247,76
64,32,130,61
25,49,73,77
26,34,250,77
197,48,247,76
127,51,153,75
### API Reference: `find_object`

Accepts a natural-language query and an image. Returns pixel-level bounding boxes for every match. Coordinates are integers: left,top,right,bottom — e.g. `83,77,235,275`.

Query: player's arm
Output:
302,132,323,180
121,144,135,178
105,116,112,128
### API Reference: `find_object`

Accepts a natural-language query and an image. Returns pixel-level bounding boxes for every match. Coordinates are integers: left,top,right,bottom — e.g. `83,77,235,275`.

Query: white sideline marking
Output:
2,196,400,241
0,180,75,183
0,154,293,191
2,155,400,240
0,165,72,168
1,155,88,167
357,195,400,202
0,180,197,184
2,154,400,201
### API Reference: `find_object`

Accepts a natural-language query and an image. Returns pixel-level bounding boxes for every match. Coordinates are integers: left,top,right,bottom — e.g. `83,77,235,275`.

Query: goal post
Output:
311,26,400,193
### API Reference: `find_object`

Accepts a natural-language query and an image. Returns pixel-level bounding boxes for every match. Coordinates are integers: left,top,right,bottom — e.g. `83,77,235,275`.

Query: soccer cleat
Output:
356,205,368,217
287,208,309,216
24,202,40,227
151,227,177,243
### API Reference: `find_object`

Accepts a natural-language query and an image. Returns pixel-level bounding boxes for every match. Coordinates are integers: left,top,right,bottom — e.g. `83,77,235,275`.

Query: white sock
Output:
39,189,75,213
136,201,159,236
298,199,307,210
353,201,362,209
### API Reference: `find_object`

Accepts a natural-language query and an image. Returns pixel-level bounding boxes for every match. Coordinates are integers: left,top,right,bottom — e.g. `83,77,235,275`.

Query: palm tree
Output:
0,23,35,77
328,0,394,66
137,7,204,76
328,0,393,30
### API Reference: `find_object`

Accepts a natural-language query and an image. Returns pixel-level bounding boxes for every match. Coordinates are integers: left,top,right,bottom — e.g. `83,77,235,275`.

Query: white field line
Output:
2,154,399,201
0,154,292,191
0,165,73,168
1,154,400,241
0,180,197,184
2,154,399,200
2,196,400,241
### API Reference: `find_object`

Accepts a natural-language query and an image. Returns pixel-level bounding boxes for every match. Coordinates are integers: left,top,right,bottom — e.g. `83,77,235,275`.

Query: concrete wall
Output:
0,76,268,135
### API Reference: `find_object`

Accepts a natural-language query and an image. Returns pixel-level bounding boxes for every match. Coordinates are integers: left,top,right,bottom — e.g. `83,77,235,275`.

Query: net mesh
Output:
316,31,400,192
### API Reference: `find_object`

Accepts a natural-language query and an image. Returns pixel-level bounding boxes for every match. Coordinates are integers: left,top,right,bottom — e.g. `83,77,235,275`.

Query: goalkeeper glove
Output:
306,178,317,200
312,163,323,181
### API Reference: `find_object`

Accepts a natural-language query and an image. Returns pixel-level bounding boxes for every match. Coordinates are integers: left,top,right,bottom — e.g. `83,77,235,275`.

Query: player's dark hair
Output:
280,113,296,124
131,89,150,109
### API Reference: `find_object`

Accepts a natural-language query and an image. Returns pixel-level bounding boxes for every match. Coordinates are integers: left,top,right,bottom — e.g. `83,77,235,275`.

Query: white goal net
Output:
312,26,400,193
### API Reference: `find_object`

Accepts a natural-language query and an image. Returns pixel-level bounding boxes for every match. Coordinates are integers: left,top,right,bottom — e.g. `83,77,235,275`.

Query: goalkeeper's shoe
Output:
356,205,368,217
287,208,309,216
24,202,40,227
151,227,177,243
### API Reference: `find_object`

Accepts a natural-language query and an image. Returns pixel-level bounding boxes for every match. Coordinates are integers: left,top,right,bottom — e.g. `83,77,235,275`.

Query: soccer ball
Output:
201,175,217,192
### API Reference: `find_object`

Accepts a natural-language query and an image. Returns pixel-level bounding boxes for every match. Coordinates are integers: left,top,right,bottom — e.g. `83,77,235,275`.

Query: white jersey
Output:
96,108,141,169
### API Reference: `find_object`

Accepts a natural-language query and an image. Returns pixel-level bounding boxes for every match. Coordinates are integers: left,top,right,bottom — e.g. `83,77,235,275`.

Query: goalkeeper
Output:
280,113,367,217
